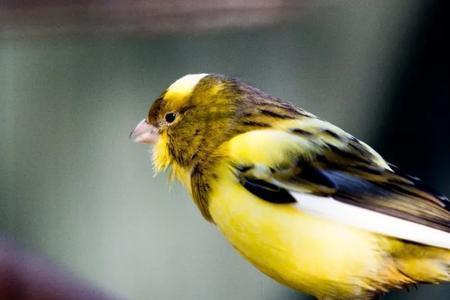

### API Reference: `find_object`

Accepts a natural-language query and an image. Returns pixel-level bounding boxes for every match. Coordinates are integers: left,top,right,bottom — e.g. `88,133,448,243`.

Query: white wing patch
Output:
292,192,450,249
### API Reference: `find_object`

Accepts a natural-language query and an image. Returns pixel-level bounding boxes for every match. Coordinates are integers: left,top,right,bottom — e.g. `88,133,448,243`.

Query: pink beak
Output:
129,119,159,144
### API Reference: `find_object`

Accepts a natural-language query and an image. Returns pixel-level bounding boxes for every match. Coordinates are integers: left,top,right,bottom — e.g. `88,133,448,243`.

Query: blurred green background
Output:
1,1,449,299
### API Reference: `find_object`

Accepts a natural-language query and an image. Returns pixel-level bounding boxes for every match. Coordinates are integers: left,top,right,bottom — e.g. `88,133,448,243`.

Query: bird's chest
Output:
207,168,386,298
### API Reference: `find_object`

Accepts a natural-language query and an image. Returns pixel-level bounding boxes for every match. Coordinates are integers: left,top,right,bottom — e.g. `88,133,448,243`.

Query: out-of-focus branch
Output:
0,0,337,38
0,238,121,300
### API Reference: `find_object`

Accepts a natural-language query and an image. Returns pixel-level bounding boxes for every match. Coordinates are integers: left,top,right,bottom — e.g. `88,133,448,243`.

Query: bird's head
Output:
130,73,304,179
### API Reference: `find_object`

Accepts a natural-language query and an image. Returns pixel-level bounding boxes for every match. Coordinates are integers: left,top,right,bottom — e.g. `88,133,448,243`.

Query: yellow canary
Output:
130,74,450,300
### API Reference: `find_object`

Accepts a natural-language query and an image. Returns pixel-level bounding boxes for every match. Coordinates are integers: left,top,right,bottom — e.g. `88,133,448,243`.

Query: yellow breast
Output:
207,162,409,298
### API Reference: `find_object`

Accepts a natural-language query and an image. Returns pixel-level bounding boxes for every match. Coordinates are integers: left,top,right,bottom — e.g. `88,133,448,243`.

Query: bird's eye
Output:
165,112,177,123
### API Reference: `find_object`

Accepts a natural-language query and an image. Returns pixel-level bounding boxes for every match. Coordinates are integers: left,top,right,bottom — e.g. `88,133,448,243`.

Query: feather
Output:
292,192,450,249
235,117,450,248
240,169,450,248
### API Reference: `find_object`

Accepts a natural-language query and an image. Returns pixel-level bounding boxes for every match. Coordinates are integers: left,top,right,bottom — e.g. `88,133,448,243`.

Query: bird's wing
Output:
228,119,450,249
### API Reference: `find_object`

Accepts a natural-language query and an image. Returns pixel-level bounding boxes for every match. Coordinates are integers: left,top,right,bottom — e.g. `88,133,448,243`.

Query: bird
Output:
130,73,450,300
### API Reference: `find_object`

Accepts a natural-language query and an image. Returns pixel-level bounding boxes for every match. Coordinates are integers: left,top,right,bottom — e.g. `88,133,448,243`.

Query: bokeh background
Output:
1,1,449,299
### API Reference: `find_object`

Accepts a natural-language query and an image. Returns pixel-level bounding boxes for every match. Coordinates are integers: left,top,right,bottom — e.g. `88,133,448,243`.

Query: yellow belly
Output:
207,170,408,298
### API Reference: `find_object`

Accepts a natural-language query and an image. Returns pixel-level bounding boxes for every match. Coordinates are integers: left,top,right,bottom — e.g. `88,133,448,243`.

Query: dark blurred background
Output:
1,1,449,299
